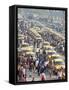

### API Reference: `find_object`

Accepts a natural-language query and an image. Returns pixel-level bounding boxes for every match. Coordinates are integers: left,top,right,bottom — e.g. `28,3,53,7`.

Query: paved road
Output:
26,68,57,81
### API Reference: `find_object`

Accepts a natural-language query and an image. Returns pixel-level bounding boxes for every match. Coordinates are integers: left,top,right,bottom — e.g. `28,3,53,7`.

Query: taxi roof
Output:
46,50,56,52
54,58,64,62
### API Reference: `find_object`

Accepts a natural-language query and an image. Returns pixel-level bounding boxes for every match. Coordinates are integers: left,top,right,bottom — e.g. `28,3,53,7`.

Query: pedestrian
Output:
19,65,26,81
40,73,46,81
57,69,63,79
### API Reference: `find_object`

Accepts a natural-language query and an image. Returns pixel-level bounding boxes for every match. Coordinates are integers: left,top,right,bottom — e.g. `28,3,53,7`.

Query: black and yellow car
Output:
53,59,65,70
48,53,62,60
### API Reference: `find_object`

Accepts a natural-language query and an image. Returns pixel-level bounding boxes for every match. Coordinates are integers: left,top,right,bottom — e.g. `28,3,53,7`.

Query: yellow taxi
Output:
26,51,35,55
46,50,56,55
48,53,61,60
26,51,36,59
53,59,65,70
43,41,50,46
43,45,53,50
21,43,33,52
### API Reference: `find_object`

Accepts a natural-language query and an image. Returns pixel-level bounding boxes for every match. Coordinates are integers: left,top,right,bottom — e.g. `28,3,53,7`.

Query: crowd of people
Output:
40,29,65,55
17,50,46,81
17,12,65,82
17,48,65,82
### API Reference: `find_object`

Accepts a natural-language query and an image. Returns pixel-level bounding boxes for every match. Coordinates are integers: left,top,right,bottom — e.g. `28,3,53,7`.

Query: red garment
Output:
40,73,46,81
